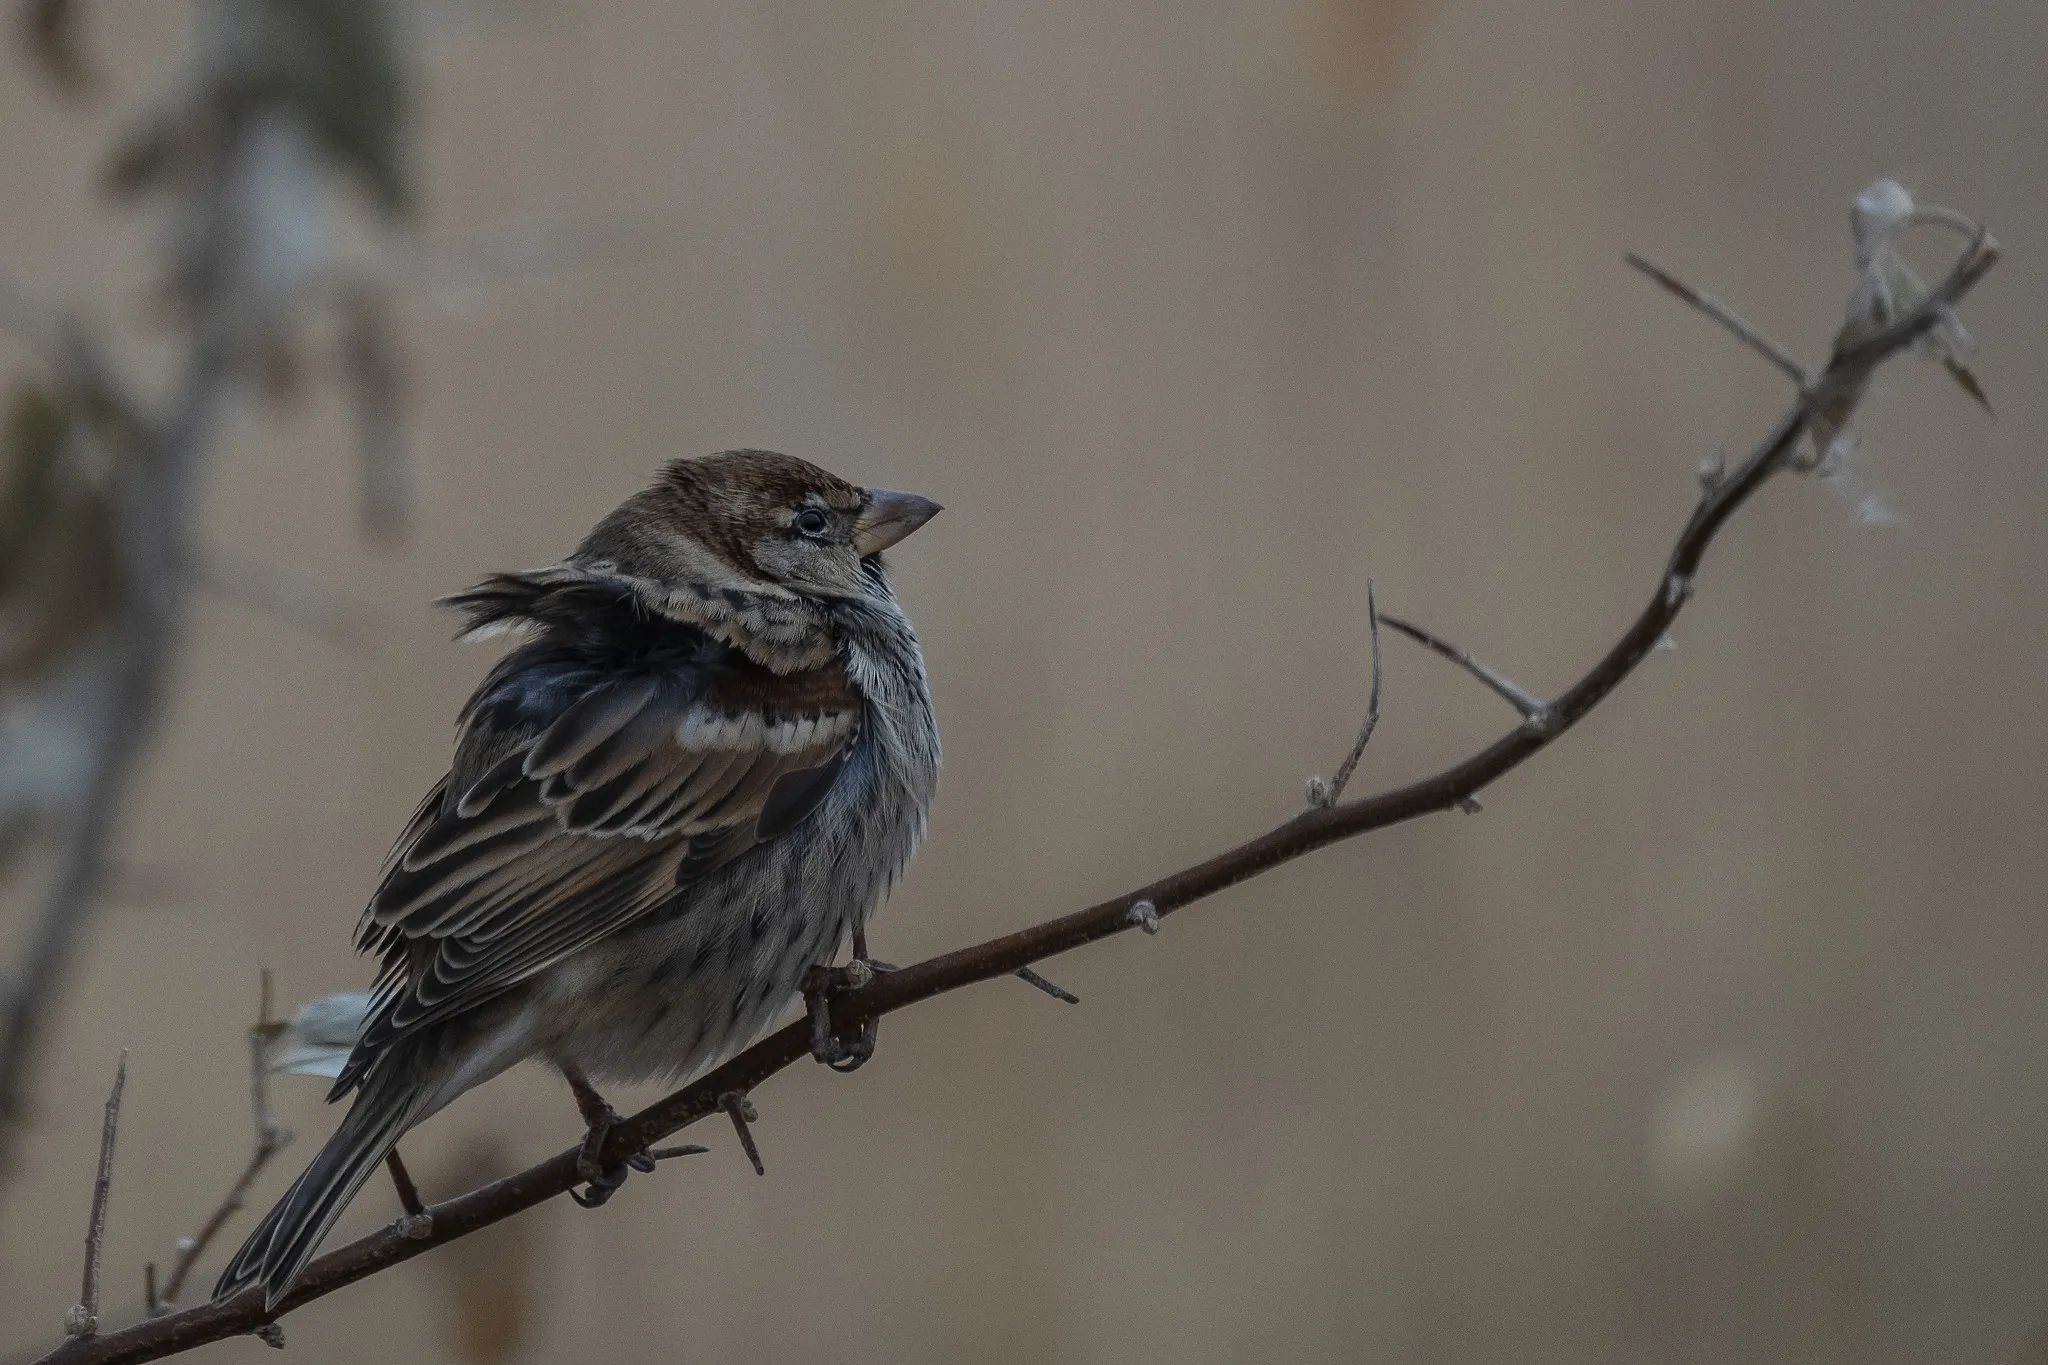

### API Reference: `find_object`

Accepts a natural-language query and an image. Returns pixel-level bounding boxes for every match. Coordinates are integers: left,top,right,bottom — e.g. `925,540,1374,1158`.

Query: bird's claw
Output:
803,955,894,1072
570,1142,657,1207
570,1093,658,1206
823,1021,877,1072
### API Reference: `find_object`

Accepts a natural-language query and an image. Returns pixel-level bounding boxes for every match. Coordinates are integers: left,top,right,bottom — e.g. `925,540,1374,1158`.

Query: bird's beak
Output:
853,489,942,556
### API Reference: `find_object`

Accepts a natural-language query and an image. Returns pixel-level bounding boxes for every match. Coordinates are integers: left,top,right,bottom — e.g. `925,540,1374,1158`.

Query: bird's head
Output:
574,449,941,603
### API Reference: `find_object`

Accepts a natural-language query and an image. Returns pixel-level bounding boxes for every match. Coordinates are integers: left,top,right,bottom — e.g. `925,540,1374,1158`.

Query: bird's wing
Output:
339,653,859,1088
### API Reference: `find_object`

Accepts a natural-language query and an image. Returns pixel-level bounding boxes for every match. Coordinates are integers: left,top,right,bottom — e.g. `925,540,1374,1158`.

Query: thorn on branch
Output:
1625,251,1812,390
1379,612,1554,733
68,1050,127,1340
719,1092,764,1176
1308,581,1384,810
1128,900,1160,935
647,1143,709,1161
1014,966,1080,1004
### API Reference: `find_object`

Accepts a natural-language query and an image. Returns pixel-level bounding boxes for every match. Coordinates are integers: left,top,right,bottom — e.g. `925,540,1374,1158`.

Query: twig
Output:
1377,611,1552,730
1013,966,1080,1004
65,1053,127,1340
719,1094,764,1177
1625,251,1811,388
150,977,292,1311
1308,582,1383,808
24,199,2002,1365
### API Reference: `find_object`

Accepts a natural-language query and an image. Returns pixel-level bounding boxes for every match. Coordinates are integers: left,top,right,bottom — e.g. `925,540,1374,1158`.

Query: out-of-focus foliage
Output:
106,0,412,219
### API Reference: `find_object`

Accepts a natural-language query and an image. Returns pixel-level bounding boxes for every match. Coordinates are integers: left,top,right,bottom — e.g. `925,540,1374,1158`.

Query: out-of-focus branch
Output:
0,0,416,1210
23,189,2000,1365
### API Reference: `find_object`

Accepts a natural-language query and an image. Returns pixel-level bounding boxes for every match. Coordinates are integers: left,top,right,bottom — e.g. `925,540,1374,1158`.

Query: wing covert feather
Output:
339,650,861,1085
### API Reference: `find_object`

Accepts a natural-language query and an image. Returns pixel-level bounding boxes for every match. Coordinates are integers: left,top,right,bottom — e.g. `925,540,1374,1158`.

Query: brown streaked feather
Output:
345,655,860,1077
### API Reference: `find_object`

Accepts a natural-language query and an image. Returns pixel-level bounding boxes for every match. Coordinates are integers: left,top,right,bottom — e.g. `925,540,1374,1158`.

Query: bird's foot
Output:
564,1067,659,1207
568,1144,658,1208
802,944,896,1074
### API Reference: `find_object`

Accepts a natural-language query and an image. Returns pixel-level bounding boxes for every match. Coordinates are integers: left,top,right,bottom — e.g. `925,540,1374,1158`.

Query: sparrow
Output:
216,450,942,1307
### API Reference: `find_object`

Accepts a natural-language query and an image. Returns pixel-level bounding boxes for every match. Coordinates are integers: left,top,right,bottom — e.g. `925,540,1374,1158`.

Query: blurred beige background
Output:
2,1,2044,1361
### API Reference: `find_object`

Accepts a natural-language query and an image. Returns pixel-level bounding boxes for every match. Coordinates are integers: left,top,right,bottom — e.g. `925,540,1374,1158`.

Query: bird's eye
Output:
793,508,830,538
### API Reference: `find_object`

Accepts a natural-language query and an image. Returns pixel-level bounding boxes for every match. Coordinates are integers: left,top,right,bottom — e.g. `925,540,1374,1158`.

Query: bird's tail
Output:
213,1056,423,1308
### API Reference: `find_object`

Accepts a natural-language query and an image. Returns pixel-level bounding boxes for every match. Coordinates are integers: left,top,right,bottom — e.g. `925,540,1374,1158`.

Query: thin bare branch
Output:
1308,581,1383,808
23,199,2002,1365
65,1053,127,1340
1377,611,1552,730
1625,251,1811,389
